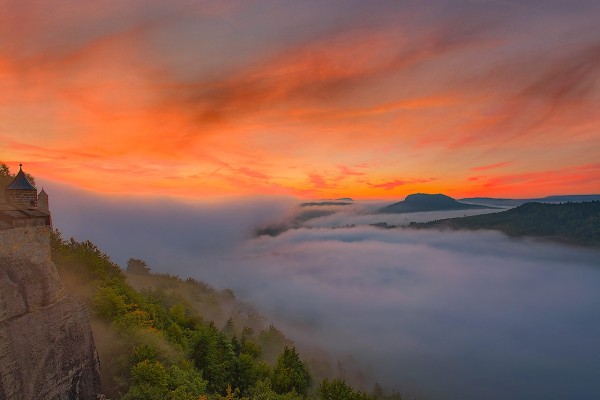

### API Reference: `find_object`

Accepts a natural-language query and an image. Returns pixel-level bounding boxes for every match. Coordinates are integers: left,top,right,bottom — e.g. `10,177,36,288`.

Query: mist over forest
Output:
44,181,600,400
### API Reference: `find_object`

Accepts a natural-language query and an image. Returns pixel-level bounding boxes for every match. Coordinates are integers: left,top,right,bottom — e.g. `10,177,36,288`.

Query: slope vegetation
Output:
409,201,600,246
51,231,406,400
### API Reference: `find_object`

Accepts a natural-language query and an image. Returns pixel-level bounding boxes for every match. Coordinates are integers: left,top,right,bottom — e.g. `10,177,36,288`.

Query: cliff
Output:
0,227,100,400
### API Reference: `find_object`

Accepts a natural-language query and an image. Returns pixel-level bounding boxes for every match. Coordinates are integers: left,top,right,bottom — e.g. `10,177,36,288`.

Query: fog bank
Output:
46,183,600,400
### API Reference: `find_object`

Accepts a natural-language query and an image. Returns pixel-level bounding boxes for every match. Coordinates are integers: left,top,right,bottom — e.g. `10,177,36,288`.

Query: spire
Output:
6,164,37,191
38,186,49,213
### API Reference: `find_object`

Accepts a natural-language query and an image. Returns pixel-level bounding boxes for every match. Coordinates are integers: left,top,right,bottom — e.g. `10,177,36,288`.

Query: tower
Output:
38,188,49,213
5,164,38,209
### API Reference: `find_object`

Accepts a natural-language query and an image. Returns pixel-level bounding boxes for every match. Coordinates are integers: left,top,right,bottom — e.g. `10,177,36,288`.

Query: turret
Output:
5,164,38,209
38,188,49,213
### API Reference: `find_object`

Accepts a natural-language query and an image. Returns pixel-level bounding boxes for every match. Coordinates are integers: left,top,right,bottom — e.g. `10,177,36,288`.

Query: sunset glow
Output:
1,0,599,199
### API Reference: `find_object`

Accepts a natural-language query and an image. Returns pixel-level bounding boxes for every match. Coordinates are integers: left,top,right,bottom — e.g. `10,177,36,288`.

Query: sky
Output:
1,0,599,199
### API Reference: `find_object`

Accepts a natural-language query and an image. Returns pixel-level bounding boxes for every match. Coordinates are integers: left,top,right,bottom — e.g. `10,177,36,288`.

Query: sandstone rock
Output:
0,227,100,399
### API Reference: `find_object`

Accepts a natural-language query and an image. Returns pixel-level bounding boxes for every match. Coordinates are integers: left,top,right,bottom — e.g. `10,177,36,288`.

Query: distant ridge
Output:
300,201,352,207
409,201,600,247
460,194,600,207
380,193,495,214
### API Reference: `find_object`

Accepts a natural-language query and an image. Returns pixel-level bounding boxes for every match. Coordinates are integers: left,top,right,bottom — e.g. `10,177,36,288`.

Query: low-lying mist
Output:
47,182,600,400
296,202,506,229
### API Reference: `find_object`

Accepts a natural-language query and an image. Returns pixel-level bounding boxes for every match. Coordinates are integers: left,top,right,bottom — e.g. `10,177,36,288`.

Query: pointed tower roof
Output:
6,164,37,191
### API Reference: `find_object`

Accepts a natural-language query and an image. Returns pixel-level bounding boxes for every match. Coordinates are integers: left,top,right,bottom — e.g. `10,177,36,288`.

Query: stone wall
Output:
4,190,37,209
0,227,53,265
0,227,100,399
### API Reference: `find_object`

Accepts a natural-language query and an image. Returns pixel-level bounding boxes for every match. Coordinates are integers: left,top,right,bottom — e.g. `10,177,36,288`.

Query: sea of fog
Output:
47,182,600,400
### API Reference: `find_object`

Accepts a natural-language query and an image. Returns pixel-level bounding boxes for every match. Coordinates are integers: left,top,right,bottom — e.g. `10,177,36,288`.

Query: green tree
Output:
191,322,237,393
0,163,8,174
318,379,374,400
94,284,130,320
248,379,303,400
123,360,207,400
259,324,294,364
169,303,188,326
223,317,236,337
166,363,207,399
123,360,169,400
271,347,311,397
231,352,259,394
127,258,151,274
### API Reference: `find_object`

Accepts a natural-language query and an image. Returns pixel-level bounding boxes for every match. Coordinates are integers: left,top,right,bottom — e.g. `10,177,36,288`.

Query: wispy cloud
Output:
463,163,600,197
471,161,511,171
1,0,598,198
368,178,436,190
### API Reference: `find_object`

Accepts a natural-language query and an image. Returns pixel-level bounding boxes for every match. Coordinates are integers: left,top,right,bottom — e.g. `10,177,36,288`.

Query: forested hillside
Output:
409,202,600,246
50,231,405,400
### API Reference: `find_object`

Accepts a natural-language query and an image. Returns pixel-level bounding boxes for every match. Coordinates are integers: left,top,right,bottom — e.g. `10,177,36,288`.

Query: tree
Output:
248,379,303,400
271,347,311,397
259,324,294,364
372,383,385,399
127,258,151,274
191,323,237,393
123,360,207,400
122,360,169,400
318,379,374,400
223,317,236,337
0,163,9,178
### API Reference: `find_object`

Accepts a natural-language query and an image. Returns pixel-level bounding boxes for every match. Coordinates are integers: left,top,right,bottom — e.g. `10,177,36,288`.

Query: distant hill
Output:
458,197,523,207
543,195,600,202
300,201,352,207
460,194,600,207
409,201,600,247
380,193,495,213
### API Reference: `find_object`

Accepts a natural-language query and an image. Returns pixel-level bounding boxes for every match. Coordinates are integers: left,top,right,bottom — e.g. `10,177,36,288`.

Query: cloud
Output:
45,181,298,265
235,167,271,181
1,0,599,199
471,161,511,171
212,225,600,400
448,42,600,152
300,203,503,229
463,162,600,197
156,19,500,130
368,179,409,190
46,187,600,399
335,165,366,179
307,173,338,190
368,178,436,190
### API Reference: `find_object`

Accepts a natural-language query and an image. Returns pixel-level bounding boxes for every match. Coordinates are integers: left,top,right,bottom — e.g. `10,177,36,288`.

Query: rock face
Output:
0,227,100,400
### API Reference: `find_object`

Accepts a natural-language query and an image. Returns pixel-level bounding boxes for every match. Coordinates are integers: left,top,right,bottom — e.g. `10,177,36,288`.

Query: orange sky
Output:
1,0,599,199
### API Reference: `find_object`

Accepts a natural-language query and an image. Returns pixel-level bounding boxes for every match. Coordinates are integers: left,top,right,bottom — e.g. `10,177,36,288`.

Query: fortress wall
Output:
0,227,51,265
4,190,38,209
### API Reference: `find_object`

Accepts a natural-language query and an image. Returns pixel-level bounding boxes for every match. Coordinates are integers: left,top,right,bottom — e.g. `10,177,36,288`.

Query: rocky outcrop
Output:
0,227,100,400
